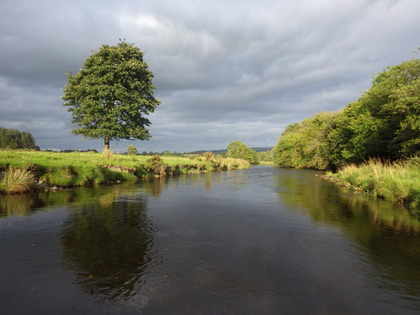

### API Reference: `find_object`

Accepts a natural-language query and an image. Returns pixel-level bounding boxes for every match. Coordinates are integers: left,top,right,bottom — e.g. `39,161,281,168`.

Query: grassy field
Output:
0,150,250,193
326,157,420,211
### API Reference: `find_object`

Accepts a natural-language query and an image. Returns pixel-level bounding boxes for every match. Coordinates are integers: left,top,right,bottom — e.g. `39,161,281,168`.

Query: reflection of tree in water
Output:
275,169,420,304
140,177,165,197
60,196,157,302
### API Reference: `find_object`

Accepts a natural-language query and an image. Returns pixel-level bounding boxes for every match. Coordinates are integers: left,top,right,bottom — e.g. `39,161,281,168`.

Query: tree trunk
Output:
104,137,110,151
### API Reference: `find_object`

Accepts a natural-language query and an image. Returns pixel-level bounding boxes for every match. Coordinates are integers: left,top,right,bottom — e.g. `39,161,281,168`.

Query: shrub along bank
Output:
0,150,250,194
326,157,420,211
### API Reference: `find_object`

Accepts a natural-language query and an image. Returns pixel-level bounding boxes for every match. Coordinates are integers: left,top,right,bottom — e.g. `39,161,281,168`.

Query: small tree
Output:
63,40,160,151
127,145,138,155
226,141,258,164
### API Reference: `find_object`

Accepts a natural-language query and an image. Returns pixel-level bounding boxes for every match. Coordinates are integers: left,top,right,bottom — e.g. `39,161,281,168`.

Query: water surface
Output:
0,166,419,314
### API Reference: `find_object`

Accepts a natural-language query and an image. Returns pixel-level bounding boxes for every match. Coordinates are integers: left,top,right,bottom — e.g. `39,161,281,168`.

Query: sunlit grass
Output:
0,167,35,194
328,157,420,211
0,150,250,192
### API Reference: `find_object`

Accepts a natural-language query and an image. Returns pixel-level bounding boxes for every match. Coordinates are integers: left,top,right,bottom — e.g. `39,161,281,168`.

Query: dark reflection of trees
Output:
59,195,157,302
275,168,420,303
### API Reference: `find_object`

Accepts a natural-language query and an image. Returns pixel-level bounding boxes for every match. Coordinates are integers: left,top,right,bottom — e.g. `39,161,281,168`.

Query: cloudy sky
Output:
0,0,419,152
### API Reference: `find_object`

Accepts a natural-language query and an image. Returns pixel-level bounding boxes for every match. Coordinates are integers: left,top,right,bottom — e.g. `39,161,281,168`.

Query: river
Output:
0,166,419,314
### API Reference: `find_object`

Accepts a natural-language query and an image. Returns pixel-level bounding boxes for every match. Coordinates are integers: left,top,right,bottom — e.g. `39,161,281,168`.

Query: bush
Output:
127,145,137,155
203,151,214,161
146,155,166,176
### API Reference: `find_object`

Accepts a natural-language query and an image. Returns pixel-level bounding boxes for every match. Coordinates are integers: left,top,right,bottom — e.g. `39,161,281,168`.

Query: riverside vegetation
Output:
326,158,420,211
0,150,250,194
274,57,420,211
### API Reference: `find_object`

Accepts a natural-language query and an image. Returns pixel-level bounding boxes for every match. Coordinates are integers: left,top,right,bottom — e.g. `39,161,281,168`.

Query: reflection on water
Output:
0,179,166,218
275,169,420,233
275,168,420,304
1,167,420,313
60,195,157,302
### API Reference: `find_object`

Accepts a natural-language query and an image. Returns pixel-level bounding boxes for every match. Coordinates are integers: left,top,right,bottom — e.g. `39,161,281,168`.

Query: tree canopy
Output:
127,145,138,155
226,141,259,164
63,41,160,150
0,127,36,150
274,57,420,170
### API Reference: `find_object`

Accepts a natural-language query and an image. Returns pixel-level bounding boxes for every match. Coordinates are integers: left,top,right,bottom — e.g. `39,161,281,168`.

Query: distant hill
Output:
188,147,273,155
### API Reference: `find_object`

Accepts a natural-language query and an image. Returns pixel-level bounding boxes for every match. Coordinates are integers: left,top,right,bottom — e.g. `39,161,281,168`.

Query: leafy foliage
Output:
257,149,274,163
0,127,36,150
274,57,420,170
226,141,259,164
127,145,138,155
63,40,160,150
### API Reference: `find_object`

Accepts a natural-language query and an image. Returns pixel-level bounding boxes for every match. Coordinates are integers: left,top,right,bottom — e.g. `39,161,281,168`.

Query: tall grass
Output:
0,167,35,194
328,157,420,211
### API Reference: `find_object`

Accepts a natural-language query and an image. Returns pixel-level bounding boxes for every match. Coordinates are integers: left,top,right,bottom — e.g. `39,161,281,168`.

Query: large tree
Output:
63,41,160,150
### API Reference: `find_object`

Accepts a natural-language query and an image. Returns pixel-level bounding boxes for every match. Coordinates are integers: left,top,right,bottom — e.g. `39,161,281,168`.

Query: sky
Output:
0,0,419,153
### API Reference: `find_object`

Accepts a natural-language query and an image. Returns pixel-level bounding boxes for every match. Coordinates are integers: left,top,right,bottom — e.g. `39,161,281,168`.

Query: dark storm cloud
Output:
0,0,419,152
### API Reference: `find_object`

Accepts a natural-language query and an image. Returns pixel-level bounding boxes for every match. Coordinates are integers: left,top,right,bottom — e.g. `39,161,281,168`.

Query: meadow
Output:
0,150,250,193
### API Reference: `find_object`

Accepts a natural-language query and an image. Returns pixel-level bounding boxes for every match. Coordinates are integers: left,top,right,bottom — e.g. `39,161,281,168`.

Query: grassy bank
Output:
0,150,250,194
326,158,420,211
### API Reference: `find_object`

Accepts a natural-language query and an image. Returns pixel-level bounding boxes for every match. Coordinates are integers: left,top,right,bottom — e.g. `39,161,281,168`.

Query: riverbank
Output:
0,150,250,194
325,157,420,211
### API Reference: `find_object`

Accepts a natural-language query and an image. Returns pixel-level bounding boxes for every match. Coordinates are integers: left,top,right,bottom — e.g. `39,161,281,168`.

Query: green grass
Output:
327,157,420,211
0,150,250,193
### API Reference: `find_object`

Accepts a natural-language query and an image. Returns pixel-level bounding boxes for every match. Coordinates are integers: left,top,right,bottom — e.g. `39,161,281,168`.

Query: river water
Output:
0,166,419,314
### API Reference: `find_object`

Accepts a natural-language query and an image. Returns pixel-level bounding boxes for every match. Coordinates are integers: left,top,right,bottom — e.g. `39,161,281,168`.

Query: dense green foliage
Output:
226,141,259,164
63,41,160,150
127,145,138,155
257,149,274,164
274,58,420,170
0,127,36,150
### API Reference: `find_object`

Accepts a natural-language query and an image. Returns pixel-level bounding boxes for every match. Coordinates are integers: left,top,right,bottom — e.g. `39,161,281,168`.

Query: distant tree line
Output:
274,57,420,170
0,127,37,150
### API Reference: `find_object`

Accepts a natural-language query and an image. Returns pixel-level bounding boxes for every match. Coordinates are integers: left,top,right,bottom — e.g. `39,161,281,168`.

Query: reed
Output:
0,167,35,194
